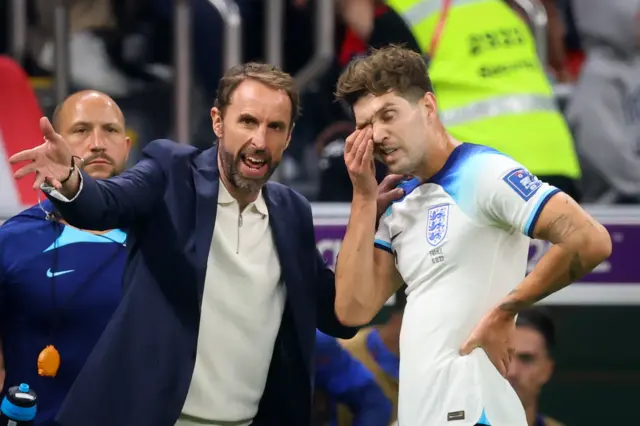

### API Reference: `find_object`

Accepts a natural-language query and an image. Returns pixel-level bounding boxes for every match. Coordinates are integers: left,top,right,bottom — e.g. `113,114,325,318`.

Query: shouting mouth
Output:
239,153,269,178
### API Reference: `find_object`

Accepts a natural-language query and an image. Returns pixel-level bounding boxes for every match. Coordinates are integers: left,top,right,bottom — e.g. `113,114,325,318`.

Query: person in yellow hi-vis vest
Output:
339,0,581,199
391,0,581,198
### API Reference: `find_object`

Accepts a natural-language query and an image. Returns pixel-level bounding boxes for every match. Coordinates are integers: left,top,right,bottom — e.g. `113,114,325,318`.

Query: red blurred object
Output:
339,5,390,68
565,49,586,79
0,56,44,211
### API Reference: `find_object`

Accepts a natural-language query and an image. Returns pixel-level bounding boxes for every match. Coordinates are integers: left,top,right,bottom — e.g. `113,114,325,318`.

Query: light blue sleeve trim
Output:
524,187,562,237
374,239,392,253
477,408,491,425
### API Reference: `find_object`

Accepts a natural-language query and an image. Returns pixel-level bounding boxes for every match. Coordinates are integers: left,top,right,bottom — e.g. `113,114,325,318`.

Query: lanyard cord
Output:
428,0,454,59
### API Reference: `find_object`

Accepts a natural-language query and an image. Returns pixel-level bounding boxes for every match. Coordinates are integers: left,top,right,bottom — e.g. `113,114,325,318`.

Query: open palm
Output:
9,117,74,190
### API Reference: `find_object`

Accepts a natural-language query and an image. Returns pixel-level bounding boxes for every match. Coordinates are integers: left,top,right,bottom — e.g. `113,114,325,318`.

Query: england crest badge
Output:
426,204,450,246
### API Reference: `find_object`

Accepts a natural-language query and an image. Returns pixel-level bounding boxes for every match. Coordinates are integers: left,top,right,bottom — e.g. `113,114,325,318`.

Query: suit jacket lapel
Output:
193,146,219,307
264,186,295,287
264,185,308,364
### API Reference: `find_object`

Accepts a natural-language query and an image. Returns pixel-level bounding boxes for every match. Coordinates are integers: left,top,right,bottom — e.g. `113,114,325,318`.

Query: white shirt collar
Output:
217,179,269,217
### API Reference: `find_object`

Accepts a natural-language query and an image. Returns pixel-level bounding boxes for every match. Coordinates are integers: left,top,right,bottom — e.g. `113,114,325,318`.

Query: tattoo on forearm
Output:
498,252,588,314
541,214,577,242
498,290,553,314
537,196,596,244
568,252,585,282
498,196,605,315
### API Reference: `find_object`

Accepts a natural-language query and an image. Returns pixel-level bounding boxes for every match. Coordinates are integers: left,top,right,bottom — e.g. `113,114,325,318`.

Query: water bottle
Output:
0,383,37,426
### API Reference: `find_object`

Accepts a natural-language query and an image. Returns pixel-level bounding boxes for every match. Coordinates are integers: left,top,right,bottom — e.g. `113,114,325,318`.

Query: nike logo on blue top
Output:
46,268,75,278
0,200,128,426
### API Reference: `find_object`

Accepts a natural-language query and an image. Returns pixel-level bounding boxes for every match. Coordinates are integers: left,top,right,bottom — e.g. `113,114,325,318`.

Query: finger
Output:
498,359,508,377
14,162,39,180
353,133,370,167
40,117,62,144
50,178,62,191
379,173,405,192
39,175,61,191
358,126,372,144
350,127,370,156
505,349,514,371
503,356,511,377
344,129,360,157
351,128,370,163
32,173,46,190
379,188,405,205
459,339,475,356
9,146,41,164
362,138,374,168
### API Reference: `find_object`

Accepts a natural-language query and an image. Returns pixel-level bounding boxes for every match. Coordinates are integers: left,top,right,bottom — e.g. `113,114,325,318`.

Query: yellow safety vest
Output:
385,0,581,178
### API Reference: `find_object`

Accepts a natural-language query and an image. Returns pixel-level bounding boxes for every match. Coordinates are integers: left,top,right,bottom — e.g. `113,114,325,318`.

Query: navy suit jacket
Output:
47,140,357,426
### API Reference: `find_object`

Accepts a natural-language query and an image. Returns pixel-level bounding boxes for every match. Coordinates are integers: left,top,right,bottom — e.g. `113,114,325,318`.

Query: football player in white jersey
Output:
333,46,612,426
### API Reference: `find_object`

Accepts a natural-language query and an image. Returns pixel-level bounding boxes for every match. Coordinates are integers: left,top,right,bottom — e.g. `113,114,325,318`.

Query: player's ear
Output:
284,123,294,150
211,107,223,138
423,92,438,120
124,135,132,162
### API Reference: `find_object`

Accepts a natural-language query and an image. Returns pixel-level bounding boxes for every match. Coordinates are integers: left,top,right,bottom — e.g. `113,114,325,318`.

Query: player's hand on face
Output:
9,117,75,190
344,127,378,199
459,310,516,378
376,174,405,220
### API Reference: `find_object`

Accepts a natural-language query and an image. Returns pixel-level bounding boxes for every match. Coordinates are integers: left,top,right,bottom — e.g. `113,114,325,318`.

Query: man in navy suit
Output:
10,63,404,426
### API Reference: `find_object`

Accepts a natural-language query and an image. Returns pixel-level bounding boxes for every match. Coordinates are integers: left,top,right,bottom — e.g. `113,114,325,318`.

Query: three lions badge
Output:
427,204,449,246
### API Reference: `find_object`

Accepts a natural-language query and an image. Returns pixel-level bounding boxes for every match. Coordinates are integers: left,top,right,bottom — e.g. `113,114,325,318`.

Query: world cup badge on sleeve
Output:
426,204,450,246
503,168,542,201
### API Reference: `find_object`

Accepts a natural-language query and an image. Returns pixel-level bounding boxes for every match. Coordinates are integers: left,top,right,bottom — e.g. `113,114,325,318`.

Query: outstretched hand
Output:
9,117,75,190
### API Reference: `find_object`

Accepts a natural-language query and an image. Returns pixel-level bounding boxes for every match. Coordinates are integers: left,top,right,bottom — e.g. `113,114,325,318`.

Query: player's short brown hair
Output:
214,62,301,129
335,45,434,107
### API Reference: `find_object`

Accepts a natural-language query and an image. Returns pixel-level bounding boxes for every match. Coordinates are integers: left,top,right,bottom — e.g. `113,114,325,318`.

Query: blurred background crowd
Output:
1,0,639,425
1,0,639,204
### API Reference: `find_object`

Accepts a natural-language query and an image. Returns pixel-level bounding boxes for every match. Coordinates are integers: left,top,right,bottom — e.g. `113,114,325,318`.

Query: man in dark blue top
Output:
315,330,391,426
0,90,131,425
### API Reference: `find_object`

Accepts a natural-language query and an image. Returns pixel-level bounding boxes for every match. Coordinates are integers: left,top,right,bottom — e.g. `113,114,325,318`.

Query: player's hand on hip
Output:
376,174,405,220
459,309,516,377
9,117,75,190
345,127,378,199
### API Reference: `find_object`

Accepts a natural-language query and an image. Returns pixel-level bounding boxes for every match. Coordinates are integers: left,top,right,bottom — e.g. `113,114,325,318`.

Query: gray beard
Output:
217,139,279,193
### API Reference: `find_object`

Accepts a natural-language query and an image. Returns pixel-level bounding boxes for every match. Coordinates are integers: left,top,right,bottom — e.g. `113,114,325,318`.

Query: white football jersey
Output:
374,143,561,426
